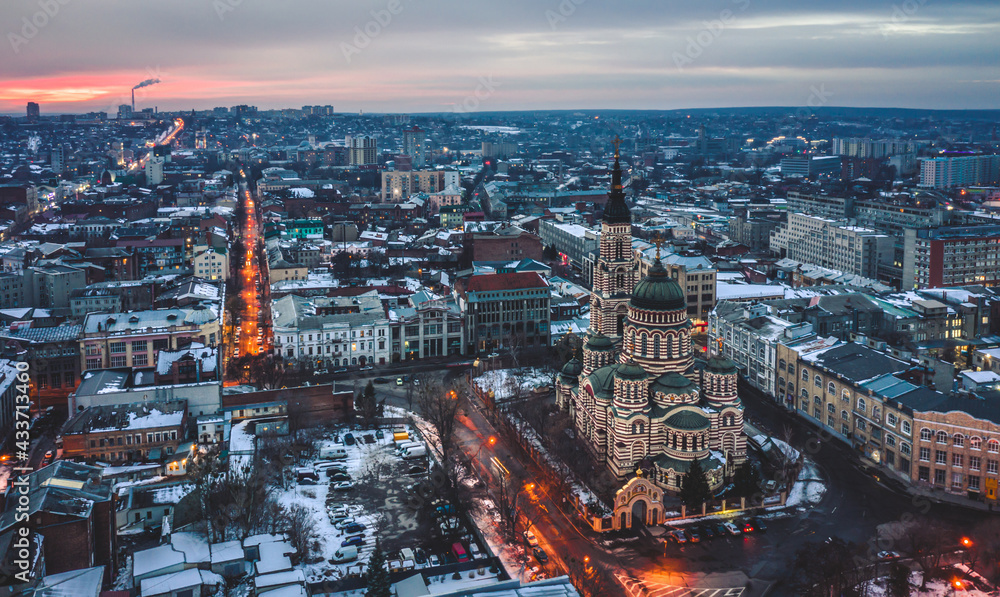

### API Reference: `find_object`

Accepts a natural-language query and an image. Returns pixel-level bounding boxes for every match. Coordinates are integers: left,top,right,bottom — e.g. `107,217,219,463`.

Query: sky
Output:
2,0,999,114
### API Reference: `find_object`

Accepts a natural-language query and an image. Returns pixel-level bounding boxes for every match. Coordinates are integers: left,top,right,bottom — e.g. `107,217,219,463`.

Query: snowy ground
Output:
784,458,826,509
863,569,995,596
472,368,553,401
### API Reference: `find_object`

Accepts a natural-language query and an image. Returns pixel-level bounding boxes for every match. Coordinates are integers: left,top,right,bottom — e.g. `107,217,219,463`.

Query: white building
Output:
193,245,229,281
271,295,391,367
770,212,893,279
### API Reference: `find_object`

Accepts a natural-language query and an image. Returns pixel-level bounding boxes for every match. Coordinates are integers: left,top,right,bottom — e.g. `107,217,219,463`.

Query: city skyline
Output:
2,0,999,114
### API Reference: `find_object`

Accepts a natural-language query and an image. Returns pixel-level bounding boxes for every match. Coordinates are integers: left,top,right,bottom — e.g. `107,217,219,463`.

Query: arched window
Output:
827,382,836,395
778,377,785,389
632,422,644,435
667,336,673,359
787,381,794,391
936,431,948,444
814,375,822,388
827,403,835,413
801,369,809,382
841,410,849,420
653,336,660,359
641,334,648,357
988,439,1000,453
953,434,965,448
920,428,932,441
872,406,881,421
801,388,808,398
842,389,850,402
971,437,982,450
857,398,866,413
779,359,786,371
814,395,822,406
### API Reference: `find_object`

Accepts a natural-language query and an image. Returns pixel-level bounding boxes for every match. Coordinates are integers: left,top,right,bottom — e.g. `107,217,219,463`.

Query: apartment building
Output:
770,212,893,279
920,155,1000,189
538,219,599,270
455,272,551,355
80,307,219,372
381,169,460,201
902,225,1000,289
271,294,391,367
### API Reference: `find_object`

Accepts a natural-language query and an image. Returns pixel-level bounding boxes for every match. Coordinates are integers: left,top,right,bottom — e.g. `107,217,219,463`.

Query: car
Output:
532,547,548,564
43,450,54,461
414,549,428,565
342,522,366,534
314,368,328,376
749,517,767,532
374,377,390,384
687,529,701,543
740,519,755,534
672,530,687,544
333,481,354,491
714,522,729,536
360,365,374,371
344,433,356,446
722,522,742,536
298,477,318,485
325,467,349,478
428,554,441,567
363,434,376,444
523,530,539,547
468,542,482,559
699,525,715,539
396,377,404,386
334,368,348,374
375,430,384,439
330,473,351,482
877,551,901,561
405,465,426,476
334,518,357,530
487,352,500,358
341,536,365,547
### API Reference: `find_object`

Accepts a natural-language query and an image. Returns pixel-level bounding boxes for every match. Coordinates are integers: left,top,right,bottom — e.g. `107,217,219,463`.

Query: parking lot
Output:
278,422,489,584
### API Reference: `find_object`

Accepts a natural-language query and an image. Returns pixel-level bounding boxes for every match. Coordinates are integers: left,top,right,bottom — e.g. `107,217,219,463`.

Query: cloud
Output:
1,0,998,112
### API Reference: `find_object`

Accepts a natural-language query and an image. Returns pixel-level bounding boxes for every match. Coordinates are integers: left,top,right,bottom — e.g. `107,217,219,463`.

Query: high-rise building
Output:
145,157,164,186
381,169,458,201
117,104,133,120
347,135,377,166
50,146,65,175
194,130,207,150
26,102,39,122
831,138,916,158
770,212,893,279
402,126,426,168
919,155,1000,189
902,225,1000,289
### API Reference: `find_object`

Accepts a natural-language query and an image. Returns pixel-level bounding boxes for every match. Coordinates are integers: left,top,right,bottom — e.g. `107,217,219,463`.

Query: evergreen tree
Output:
886,562,911,597
732,460,762,500
364,540,391,597
679,458,712,511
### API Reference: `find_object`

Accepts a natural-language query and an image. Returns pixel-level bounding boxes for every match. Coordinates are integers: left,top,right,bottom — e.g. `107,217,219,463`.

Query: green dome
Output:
630,260,685,311
665,409,710,430
560,358,583,378
705,355,738,374
652,371,695,393
588,364,618,398
615,358,647,381
584,332,616,352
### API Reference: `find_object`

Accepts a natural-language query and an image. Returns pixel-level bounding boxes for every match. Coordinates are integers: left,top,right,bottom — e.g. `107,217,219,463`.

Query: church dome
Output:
629,260,685,311
666,409,710,431
584,332,616,352
651,371,695,394
705,355,738,374
560,358,583,378
615,358,647,381
588,364,618,398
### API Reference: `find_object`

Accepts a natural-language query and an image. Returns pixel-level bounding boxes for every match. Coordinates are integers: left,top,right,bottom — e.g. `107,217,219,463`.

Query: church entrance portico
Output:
613,470,665,530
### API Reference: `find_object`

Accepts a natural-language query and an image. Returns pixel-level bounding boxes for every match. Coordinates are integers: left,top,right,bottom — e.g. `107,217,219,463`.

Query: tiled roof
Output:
465,272,547,293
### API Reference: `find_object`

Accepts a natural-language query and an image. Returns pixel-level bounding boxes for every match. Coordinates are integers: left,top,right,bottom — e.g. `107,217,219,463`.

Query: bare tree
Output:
414,375,462,464
904,519,949,589
284,504,320,563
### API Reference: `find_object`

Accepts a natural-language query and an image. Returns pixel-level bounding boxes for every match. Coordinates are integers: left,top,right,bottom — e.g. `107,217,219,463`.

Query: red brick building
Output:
61,400,188,463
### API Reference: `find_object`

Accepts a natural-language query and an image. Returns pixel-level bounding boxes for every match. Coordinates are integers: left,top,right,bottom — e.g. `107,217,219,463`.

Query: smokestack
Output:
132,88,135,112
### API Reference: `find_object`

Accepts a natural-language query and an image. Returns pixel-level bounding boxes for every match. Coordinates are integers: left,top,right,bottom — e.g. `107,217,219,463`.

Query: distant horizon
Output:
7,104,1000,118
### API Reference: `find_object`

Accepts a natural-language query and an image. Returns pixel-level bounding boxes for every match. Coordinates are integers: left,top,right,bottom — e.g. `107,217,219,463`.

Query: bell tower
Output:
589,137,637,341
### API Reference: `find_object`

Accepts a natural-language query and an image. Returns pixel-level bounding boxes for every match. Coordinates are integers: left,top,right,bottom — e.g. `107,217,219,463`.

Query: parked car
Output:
722,522,742,536
396,377,404,386
414,549,428,566
468,542,482,559
330,473,351,482
331,546,358,563
43,450,54,461
428,554,441,567
343,433,356,446
714,522,729,536
334,518,358,530
699,525,715,539
325,467,349,478
314,368,328,376
360,365,374,371
523,530,539,547
533,547,548,564
687,529,701,543
749,517,767,532
333,368,348,374
341,536,365,547
740,519,755,534
333,481,355,491
342,522,366,534
877,550,901,561
672,530,687,544
363,434,376,444
298,477,318,485
374,377,390,384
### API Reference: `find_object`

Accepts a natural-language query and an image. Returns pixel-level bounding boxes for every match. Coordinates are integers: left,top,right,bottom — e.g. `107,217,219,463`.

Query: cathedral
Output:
555,142,747,495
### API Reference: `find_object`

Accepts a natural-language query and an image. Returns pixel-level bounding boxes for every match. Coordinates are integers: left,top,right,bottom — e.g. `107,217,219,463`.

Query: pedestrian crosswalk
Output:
616,573,746,597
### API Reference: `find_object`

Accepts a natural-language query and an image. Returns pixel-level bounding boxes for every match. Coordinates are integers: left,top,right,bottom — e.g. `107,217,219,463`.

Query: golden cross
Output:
612,135,622,159
653,235,663,260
